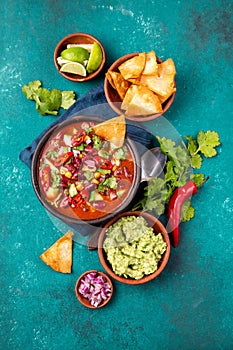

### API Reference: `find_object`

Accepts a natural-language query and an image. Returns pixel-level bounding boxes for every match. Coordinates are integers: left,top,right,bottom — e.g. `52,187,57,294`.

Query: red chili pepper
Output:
41,166,51,191
168,180,198,248
71,194,84,207
71,130,86,147
95,156,113,170
54,152,73,166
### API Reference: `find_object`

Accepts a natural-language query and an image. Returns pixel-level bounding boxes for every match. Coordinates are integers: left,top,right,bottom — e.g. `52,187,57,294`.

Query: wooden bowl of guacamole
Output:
98,211,170,285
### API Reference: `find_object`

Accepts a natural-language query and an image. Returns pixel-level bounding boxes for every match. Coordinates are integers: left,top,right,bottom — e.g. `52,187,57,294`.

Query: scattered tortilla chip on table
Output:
40,230,73,273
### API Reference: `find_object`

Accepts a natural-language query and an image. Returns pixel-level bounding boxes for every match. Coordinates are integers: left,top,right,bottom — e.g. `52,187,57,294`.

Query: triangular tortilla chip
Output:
105,71,116,89
121,85,163,116
142,50,158,76
106,71,131,100
40,230,73,273
121,84,138,110
118,52,146,80
140,73,175,97
157,58,176,76
158,85,176,104
92,115,126,148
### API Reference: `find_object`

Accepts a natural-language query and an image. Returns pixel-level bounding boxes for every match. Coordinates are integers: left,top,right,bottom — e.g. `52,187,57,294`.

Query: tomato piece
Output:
71,194,84,207
101,159,113,170
54,152,73,166
41,166,51,191
94,156,113,170
71,130,86,147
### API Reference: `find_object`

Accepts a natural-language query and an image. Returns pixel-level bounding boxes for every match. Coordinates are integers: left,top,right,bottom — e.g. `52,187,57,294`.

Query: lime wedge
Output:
61,47,89,63
67,44,94,52
86,42,103,74
60,62,87,76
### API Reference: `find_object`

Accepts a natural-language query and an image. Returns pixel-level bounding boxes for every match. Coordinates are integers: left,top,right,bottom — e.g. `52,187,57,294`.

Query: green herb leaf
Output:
22,80,76,116
181,201,195,222
190,173,205,188
36,88,63,116
114,146,127,160
185,135,202,169
98,176,118,191
92,134,102,149
133,131,220,223
61,91,76,109
22,80,42,100
196,130,220,158
133,177,167,216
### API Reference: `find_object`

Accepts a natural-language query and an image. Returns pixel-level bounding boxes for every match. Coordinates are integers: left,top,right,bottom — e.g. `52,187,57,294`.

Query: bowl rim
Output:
54,32,106,82
75,269,113,308
31,115,142,227
98,210,171,285
104,52,176,122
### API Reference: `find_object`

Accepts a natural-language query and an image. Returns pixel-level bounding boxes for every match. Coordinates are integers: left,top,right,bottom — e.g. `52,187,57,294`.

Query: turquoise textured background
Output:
1,1,233,349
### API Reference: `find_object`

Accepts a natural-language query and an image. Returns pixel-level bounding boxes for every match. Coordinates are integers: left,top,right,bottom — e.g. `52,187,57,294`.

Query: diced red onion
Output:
59,197,69,208
85,138,92,145
84,159,96,169
81,122,90,130
109,191,117,200
92,201,106,210
72,150,80,157
78,272,112,307
123,166,131,178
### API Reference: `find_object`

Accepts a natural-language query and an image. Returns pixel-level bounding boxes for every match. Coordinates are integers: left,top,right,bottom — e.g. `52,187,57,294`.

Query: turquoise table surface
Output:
1,1,233,349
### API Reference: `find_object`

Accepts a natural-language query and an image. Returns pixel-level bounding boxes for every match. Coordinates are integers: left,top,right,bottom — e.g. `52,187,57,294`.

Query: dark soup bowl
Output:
31,116,141,230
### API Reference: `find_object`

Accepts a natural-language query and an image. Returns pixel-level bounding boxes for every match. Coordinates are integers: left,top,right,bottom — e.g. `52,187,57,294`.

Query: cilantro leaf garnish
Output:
61,91,76,109
98,176,117,191
181,201,195,222
114,146,127,160
196,130,220,157
133,130,220,221
22,80,76,116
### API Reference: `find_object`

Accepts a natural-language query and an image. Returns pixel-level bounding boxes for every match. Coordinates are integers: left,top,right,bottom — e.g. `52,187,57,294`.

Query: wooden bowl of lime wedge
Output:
54,33,106,82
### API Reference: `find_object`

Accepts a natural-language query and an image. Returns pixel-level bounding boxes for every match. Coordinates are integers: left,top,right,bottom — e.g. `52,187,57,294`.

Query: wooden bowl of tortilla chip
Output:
104,52,176,122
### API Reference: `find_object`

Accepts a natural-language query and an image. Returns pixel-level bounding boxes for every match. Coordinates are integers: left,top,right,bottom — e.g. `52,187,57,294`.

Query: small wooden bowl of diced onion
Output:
54,33,106,82
75,270,113,308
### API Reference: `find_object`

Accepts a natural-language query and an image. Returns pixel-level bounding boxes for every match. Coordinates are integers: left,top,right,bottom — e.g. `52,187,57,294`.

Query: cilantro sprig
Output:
133,130,220,222
22,80,76,116
185,131,220,168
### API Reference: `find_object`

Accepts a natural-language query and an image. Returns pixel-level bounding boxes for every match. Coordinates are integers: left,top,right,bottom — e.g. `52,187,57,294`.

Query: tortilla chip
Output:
92,115,126,148
121,84,138,110
40,230,73,273
158,85,176,103
106,71,131,99
127,77,141,85
140,73,175,97
121,85,163,116
106,71,116,89
142,50,158,75
118,52,146,80
157,58,176,76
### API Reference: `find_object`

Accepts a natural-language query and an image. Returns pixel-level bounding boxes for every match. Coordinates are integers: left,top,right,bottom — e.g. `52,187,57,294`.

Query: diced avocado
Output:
69,183,77,197
89,190,103,202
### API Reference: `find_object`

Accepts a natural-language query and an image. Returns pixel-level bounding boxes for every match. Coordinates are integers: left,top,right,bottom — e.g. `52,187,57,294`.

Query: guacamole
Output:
103,215,167,279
